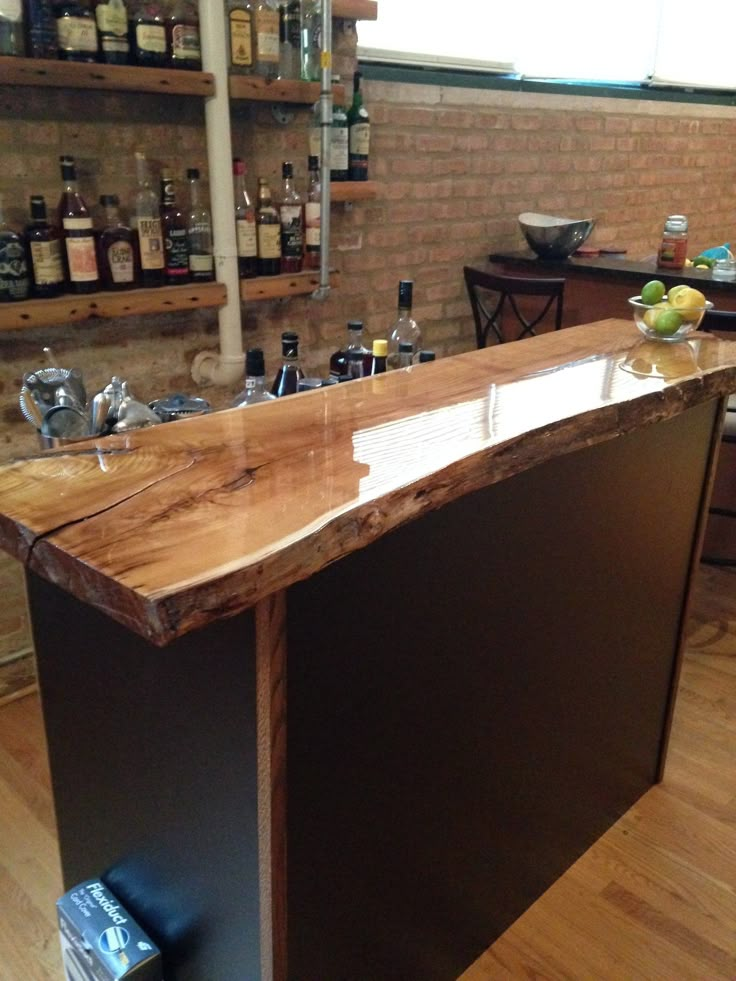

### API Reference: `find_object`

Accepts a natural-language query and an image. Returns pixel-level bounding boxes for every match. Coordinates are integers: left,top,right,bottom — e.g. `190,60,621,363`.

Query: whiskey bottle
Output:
278,0,300,80
0,0,25,55
57,155,99,294
278,161,303,274
255,176,281,276
347,70,370,181
160,169,189,285
253,0,279,79
24,195,65,298
226,0,253,74
232,348,277,407
369,338,387,375
166,0,200,70
233,157,258,279
186,168,214,282
329,320,370,378
25,0,58,58
0,194,31,301
388,280,421,368
93,0,128,62
271,331,304,396
304,154,320,271
129,0,167,67
131,150,164,287
97,194,139,290
55,1,99,62
330,82,349,182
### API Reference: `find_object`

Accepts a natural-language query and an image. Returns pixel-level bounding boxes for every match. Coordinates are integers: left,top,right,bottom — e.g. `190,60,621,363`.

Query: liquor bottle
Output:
57,155,99,294
93,0,128,64
278,0,300,80
159,169,189,285
300,0,319,81
55,1,98,62
278,160,303,274
331,81,349,182
129,0,167,67
131,150,164,287
308,99,321,164
347,70,370,181
186,168,214,282
271,330,304,396
255,176,281,276
97,194,139,290
388,280,421,367
397,340,414,369
0,194,31,302
233,157,257,279
329,320,370,378
25,0,58,58
304,154,320,271
24,195,65,298
0,0,25,55
253,0,279,79
348,348,365,380
232,348,277,407
226,0,253,74
369,339,387,375
166,0,200,70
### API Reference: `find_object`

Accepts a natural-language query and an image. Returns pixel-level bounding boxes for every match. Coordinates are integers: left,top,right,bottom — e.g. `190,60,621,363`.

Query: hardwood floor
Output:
1,566,734,980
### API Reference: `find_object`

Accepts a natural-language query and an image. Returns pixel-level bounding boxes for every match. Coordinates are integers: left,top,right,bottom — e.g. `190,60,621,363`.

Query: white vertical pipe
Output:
191,0,245,387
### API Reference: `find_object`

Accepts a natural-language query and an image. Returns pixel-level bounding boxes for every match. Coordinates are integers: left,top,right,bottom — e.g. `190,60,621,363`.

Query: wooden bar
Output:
0,55,215,96
0,282,227,333
240,269,339,301
333,0,378,19
330,180,379,202
229,75,345,104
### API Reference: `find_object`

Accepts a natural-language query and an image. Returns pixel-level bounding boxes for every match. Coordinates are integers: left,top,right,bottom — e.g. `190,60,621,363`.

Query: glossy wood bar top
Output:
1,319,735,645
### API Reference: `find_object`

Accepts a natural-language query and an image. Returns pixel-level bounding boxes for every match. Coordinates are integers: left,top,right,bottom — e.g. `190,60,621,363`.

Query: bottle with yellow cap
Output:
370,339,387,375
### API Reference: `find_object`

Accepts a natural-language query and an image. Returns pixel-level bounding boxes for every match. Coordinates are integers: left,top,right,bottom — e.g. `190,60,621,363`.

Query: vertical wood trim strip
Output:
256,590,288,981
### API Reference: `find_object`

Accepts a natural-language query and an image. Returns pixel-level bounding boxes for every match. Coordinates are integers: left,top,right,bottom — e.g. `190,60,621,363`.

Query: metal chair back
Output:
463,266,565,348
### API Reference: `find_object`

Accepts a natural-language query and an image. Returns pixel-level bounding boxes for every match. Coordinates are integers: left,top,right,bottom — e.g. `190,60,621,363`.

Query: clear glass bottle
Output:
55,1,98,62
25,0,58,58
278,0,300,79
369,338,387,375
233,157,258,279
388,280,421,368
93,0,129,64
347,69,370,181
278,160,303,274
97,193,139,290
255,176,281,276
233,348,277,407
397,340,414,369
57,155,99,294
348,348,365,380
132,150,164,287
300,0,319,81
0,0,25,55
0,193,31,302
159,169,189,285
657,214,688,271
226,0,253,74
186,167,214,282
329,319,370,378
129,0,168,67
253,0,279,79
166,0,200,70
271,330,304,396
304,154,320,271
331,79,349,182
24,195,65,298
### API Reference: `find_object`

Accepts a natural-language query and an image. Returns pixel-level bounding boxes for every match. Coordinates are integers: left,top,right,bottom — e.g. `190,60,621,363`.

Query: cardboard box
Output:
57,880,162,981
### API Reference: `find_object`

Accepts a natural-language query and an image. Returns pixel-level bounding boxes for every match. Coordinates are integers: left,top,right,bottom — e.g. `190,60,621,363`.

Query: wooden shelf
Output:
330,181,380,202
229,74,345,104
333,0,378,19
0,282,227,333
0,56,215,96
241,270,340,301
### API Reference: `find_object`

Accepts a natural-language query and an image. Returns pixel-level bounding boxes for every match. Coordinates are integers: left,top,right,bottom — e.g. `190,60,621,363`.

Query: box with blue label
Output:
57,880,162,981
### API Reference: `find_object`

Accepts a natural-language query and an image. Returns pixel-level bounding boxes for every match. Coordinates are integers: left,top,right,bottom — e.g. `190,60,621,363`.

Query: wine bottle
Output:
159,169,189,285
93,0,128,63
97,194,138,290
55,1,98,62
24,195,65,298
0,0,25,56
166,0,200,70
0,194,31,302
271,331,304,396
226,0,254,74
347,70,370,181
25,0,58,58
232,348,277,407
278,160,303,274
330,81,349,182
57,155,100,294
253,0,279,79
131,150,164,287
186,168,214,282
255,176,281,276
233,158,258,279
129,0,167,67
304,154,320,271
387,281,421,368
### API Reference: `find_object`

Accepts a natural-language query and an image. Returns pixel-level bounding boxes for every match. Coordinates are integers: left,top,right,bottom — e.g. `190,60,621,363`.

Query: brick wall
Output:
2,23,736,669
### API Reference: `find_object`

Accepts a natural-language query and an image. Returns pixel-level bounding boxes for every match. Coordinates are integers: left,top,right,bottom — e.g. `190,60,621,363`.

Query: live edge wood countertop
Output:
0,319,735,646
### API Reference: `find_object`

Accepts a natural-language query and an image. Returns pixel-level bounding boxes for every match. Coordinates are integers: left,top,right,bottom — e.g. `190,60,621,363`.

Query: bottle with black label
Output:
329,320,370,378
186,168,214,282
271,330,304,396
24,195,65,298
330,80,349,182
166,0,200,70
0,194,31,302
25,0,58,58
255,176,281,276
129,0,167,67
55,1,99,62
57,155,99,294
93,0,129,64
347,70,370,181
160,169,189,285
98,194,139,290
278,161,303,274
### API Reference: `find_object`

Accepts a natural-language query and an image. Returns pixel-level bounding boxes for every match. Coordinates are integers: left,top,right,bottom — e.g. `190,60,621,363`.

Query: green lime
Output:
654,309,684,336
692,256,714,269
641,279,666,305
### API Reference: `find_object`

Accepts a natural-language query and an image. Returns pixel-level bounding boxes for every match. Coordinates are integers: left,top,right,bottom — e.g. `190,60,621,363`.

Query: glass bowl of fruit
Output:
629,280,713,342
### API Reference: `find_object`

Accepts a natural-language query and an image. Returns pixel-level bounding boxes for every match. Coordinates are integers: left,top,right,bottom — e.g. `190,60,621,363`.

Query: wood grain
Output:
330,180,380,202
0,55,214,96
229,75,345,104
333,0,378,19
0,320,735,645
240,268,339,301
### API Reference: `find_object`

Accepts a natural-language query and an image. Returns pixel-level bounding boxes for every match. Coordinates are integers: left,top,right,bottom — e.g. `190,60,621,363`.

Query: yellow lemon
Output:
669,286,707,322
667,284,690,304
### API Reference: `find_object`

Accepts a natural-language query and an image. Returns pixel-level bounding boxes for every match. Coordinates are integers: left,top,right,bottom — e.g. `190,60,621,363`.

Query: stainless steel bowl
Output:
518,212,596,260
